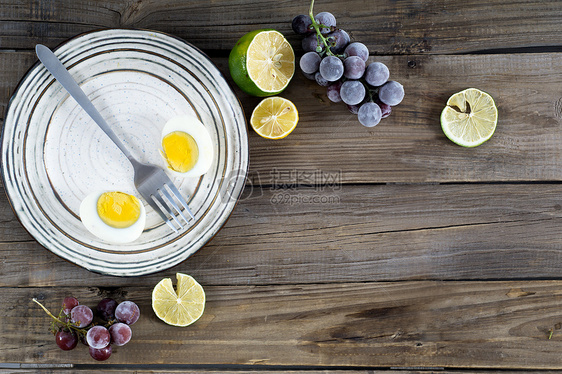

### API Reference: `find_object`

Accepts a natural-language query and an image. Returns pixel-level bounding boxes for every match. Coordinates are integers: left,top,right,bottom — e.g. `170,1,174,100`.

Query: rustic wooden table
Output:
1,0,562,372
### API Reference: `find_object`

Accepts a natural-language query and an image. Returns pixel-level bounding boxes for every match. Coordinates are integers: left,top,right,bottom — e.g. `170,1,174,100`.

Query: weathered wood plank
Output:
4,371,562,374
1,52,561,184
0,0,561,54
2,371,347,374
4,281,562,368
1,183,561,287
245,52,562,184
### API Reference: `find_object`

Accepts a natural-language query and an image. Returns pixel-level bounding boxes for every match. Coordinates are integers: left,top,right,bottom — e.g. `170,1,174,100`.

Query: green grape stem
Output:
32,298,89,336
307,0,337,57
358,79,377,103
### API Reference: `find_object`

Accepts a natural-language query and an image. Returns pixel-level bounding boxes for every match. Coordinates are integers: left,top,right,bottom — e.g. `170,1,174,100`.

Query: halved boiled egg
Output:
160,115,214,178
80,191,146,244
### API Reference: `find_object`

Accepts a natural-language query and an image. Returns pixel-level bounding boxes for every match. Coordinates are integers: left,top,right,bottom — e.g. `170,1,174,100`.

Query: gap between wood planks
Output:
1,44,561,57
4,365,562,373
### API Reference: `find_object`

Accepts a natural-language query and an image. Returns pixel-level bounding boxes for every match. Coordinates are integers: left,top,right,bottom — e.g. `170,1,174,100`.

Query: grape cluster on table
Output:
53,296,140,361
292,10,404,127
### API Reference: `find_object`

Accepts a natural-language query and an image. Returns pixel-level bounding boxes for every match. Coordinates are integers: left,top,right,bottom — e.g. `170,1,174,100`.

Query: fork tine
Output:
165,182,195,220
144,196,179,233
152,192,183,229
161,186,188,224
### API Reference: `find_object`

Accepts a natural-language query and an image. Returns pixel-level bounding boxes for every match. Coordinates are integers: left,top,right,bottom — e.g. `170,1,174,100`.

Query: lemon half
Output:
441,88,498,147
152,273,205,327
229,29,295,97
250,97,299,139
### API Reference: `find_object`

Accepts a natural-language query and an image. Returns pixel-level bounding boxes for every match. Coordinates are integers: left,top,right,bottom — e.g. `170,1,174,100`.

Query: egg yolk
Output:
161,131,199,173
96,192,141,229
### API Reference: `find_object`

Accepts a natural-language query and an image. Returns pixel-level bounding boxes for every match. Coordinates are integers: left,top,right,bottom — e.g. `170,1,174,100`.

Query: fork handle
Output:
35,44,136,163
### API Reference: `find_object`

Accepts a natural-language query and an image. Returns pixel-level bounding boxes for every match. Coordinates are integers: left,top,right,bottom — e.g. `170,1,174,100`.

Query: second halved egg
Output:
160,115,214,178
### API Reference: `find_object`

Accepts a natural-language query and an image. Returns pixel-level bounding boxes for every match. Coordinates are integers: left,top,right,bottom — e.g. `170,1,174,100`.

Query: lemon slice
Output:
229,29,295,97
152,273,205,327
250,97,299,139
441,88,498,147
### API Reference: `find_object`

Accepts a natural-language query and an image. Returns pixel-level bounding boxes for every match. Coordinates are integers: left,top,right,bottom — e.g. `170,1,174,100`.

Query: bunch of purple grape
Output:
36,296,140,361
292,3,404,127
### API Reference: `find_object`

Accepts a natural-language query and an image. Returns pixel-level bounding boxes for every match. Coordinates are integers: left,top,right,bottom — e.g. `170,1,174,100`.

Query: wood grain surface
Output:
3,281,562,368
1,0,562,371
0,0,561,54
0,183,561,287
6,371,562,374
1,52,562,184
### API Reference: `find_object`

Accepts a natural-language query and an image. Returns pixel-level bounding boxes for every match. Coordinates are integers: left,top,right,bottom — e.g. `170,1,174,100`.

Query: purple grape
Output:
70,305,93,328
347,104,361,114
375,99,392,118
302,70,316,80
302,34,324,53
79,334,88,346
327,81,343,103
109,322,132,346
315,11,336,34
343,56,366,79
319,56,344,82
86,325,111,349
358,102,382,127
299,51,321,74
344,42,369,62
378,81,404,106
292,14,313,35
301,70,318,81
314,71,330,87
62,297,79,316
326,29,350,54
340,80,366,106
89,345,112,361
97,298,118,321
55,329,78,351
115,301,140,325
365,62,390,87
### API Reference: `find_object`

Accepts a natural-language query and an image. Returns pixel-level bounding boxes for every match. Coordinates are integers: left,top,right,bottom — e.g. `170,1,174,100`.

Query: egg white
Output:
79,190,146,244
160,115,214,178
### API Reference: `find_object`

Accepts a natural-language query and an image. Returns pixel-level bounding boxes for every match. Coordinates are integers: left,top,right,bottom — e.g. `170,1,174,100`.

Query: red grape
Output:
86,325,110,349
70,305,93,328
55,329,78,351
89,345,112,361
115,301,140,325
109,322,132,346
97,298,118,321
62,297,79,316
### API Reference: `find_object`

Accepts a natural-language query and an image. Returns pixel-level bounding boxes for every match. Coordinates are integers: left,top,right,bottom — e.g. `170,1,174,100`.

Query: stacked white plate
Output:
1,29,248,276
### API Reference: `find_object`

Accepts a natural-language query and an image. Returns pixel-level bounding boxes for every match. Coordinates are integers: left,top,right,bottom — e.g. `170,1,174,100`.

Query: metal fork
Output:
36,44,194,232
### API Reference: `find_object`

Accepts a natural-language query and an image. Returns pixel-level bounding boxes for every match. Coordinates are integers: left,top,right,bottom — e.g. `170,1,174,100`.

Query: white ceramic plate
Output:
1,29,248,276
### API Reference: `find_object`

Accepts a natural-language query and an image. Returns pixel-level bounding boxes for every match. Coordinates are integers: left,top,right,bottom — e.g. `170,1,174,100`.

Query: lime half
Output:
152,273,205,327
229,29,295,97
441,88,498,147
250,96,299,139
